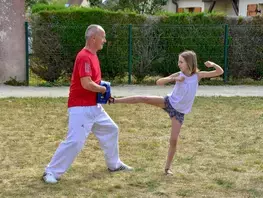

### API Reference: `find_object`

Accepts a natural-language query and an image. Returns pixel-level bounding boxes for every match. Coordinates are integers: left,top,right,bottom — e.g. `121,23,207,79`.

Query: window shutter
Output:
178,8,184,13
247,4,257,16
194,7,202,13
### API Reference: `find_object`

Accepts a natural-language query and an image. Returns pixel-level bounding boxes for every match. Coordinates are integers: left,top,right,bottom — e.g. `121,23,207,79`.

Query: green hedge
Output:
31,3,66,13
31,6,146,81
154,12,226,76
226,16,263,80
30,4,263,82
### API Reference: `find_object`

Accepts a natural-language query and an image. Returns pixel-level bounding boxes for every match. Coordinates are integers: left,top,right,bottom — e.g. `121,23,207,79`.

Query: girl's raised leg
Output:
112,96,165,108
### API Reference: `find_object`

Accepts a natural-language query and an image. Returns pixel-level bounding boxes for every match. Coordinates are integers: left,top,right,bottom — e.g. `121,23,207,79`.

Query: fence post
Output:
128,24,132,84
25,21,29,86
223,24,229,83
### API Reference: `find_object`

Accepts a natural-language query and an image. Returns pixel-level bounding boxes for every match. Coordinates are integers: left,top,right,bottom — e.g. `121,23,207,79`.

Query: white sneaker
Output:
108,164,134,172
42,172,58,184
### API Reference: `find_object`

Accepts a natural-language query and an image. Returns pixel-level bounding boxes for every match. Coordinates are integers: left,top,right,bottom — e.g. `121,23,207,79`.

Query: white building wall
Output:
81,0,90,7
163,0,263,16
177,0,204,9
163,0,204,13
162,0,177,12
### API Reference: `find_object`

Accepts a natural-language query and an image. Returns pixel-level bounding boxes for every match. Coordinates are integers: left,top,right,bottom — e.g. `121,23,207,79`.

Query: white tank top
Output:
167,72,199,114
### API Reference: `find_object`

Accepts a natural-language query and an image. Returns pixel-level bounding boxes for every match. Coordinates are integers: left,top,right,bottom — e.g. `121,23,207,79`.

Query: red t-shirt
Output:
68,48,101,107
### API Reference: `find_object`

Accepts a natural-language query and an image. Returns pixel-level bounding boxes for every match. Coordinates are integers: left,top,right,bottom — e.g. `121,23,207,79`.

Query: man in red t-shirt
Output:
43,25,133,184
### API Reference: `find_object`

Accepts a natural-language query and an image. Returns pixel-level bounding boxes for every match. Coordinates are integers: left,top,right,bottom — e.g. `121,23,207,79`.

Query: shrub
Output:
30,5,263,83
31,6,146,81
227,16,263,80
4,77,27,86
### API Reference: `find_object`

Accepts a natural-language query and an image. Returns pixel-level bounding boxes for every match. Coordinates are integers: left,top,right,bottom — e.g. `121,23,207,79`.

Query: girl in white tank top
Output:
109,50,224,176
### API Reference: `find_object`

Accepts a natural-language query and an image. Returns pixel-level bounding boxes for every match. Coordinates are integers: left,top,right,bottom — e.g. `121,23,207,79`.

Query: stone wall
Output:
0,0,25,83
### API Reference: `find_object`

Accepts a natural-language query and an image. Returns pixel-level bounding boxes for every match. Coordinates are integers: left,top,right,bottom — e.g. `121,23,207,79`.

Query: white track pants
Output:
45,105,122,178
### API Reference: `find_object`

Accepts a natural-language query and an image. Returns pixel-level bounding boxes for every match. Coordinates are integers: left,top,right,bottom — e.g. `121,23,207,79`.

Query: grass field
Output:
0,97,263,198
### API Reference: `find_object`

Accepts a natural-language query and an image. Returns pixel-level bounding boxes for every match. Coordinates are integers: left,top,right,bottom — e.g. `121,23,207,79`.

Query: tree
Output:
89,0,103,7
132,23,165,81
141,0,168,14
103,0,168,14
25,0,49,8
25,0,69,8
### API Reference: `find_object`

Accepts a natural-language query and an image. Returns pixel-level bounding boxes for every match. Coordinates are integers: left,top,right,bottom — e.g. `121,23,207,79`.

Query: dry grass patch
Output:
0,97,262,198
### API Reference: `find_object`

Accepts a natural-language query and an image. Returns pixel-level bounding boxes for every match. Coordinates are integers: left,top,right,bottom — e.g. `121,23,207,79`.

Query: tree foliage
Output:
26,0,68,8
26,0,168,14
89,0,104,7
102,0,168,14
25,0,49,8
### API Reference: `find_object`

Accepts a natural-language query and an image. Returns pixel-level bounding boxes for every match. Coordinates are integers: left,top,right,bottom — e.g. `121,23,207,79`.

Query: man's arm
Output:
80,77,106,93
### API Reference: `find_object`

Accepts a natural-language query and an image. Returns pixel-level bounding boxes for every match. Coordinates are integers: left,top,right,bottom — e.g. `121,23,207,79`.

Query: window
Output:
178,7,202,13
247,4,262,16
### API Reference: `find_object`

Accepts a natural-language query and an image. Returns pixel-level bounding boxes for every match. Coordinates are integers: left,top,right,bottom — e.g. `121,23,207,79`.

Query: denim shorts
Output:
163,96,184,124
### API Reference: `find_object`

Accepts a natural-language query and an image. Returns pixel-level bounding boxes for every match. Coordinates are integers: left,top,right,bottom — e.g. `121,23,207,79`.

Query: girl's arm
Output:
198,61,224,81
156,72,184,85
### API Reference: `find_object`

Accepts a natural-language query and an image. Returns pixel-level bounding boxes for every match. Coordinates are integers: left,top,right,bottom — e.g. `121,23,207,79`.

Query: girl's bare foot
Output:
165,168,173,176
108,97,115,105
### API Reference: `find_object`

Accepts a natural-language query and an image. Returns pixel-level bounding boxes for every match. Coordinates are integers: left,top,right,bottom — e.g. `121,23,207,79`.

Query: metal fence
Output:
25,23,263,85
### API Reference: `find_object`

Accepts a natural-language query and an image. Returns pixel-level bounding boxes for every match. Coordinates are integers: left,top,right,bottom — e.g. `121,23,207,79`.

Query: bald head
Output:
85,24,104,41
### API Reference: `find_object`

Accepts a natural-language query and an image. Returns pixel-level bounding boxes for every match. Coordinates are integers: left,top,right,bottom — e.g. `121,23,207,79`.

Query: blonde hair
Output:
179,50,199,75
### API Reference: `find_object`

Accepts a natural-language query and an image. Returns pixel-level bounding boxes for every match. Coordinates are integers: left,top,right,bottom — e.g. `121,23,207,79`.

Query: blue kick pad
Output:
97,81,111,104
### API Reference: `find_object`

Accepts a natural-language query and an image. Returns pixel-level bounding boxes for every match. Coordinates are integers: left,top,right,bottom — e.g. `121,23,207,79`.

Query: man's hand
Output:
100,86,107,94
97,81,111,104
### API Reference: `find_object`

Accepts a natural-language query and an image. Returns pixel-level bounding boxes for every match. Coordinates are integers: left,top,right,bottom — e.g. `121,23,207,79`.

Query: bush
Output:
32,3,65,13
4,77,27,86
227,16,263,80
156,12,226,76
30,5,263,83
31,6,146,81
